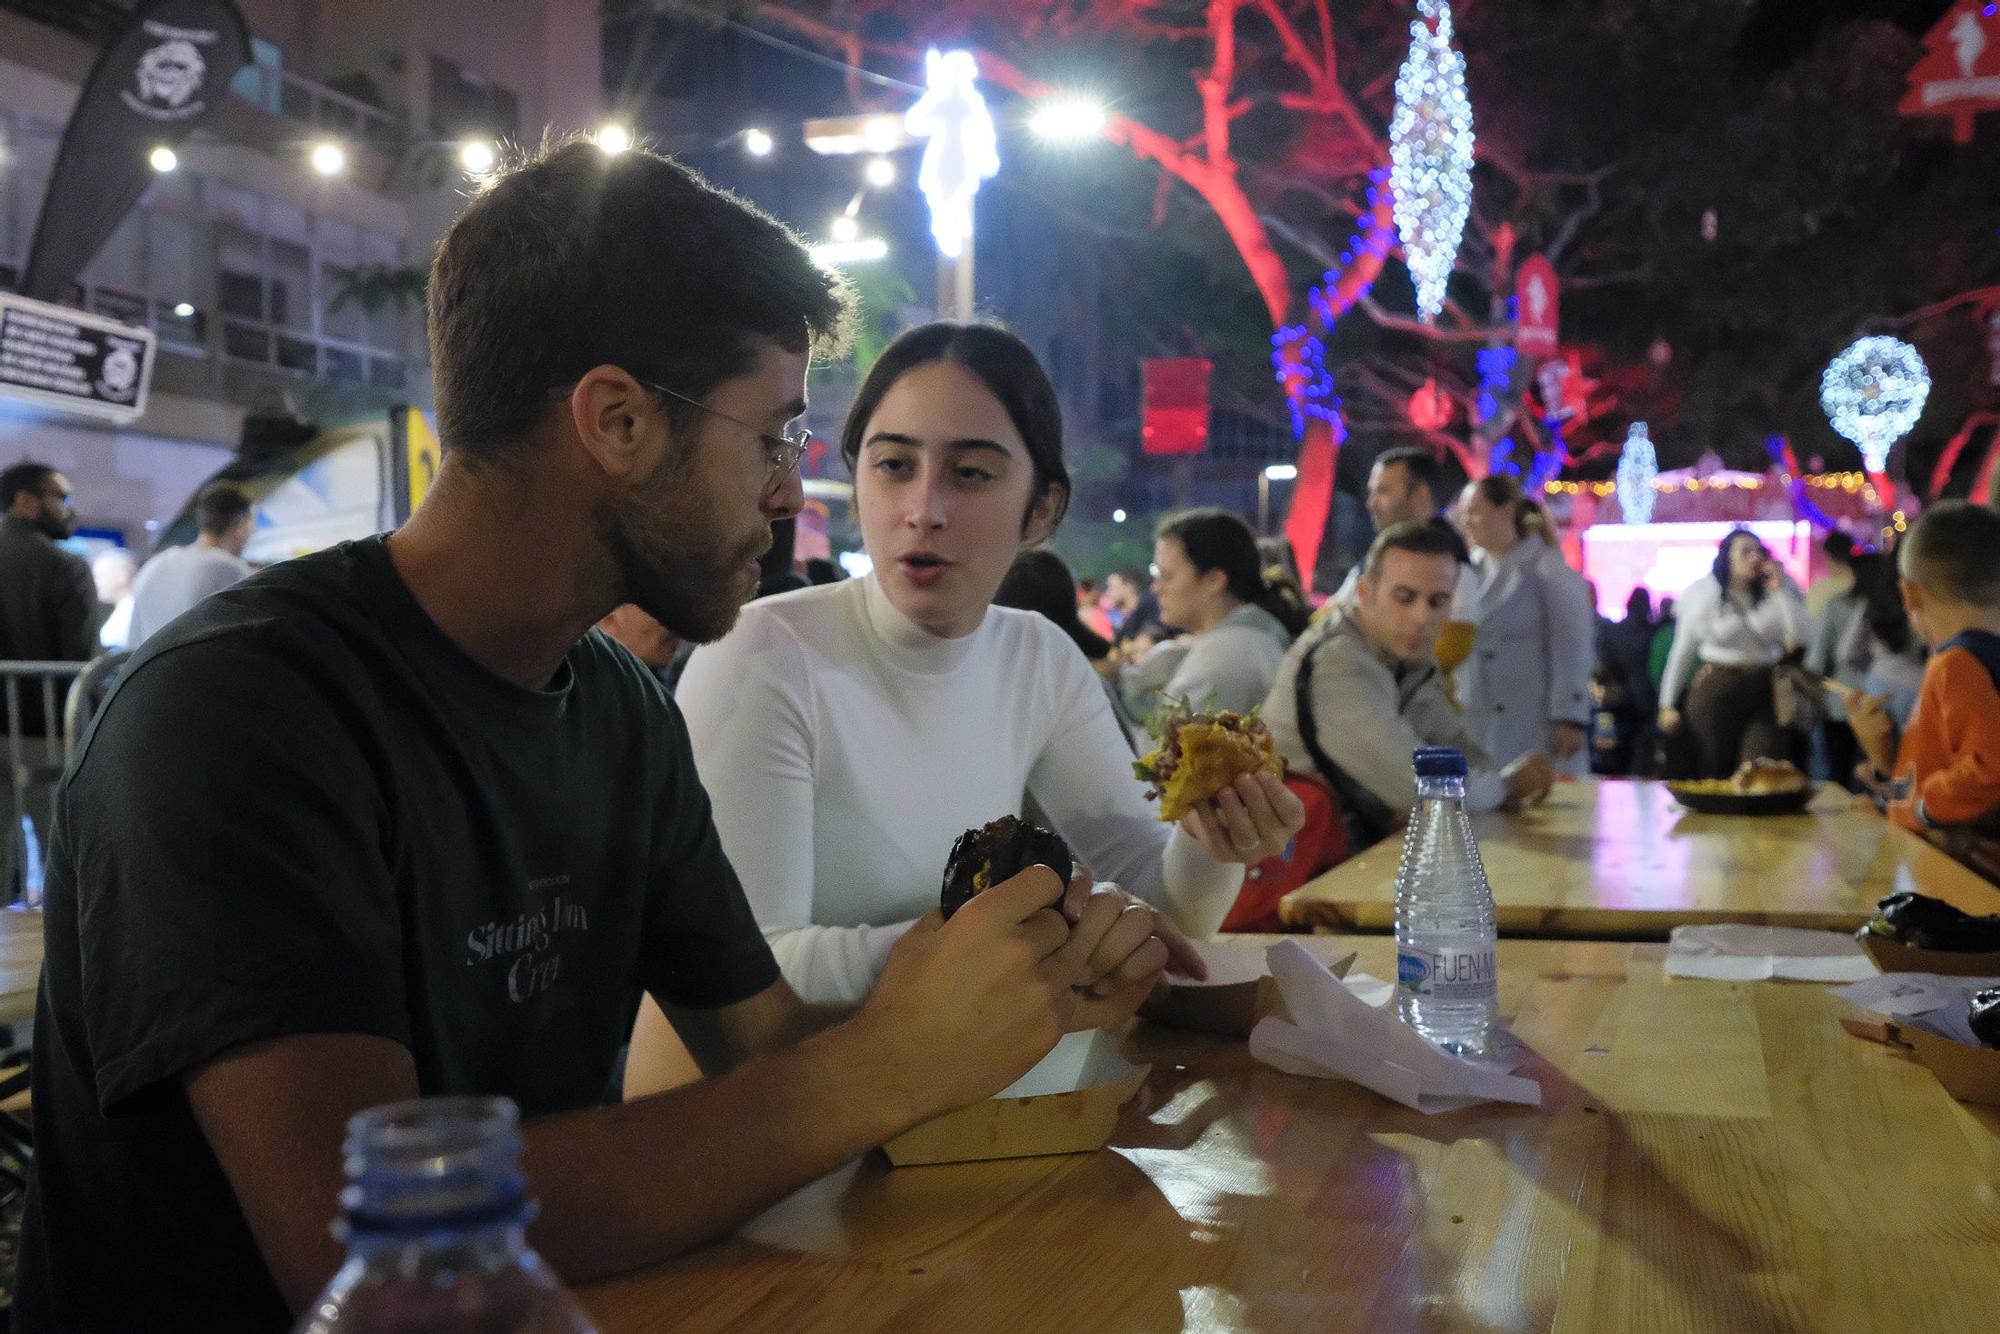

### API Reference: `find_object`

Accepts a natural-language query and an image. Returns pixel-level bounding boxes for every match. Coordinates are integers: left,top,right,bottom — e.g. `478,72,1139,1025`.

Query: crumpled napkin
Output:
1664,924,1878,983
1248,939,1541,1114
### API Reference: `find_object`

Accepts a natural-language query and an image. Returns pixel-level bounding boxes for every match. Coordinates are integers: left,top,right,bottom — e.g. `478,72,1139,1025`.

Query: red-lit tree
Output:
735,0,1656,574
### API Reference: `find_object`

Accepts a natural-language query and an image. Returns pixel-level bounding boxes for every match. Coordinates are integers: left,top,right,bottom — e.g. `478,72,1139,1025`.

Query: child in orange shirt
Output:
1848,501,2000,833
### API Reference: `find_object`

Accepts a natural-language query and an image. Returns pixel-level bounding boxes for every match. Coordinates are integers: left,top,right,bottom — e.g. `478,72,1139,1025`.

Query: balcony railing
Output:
231,64,398,143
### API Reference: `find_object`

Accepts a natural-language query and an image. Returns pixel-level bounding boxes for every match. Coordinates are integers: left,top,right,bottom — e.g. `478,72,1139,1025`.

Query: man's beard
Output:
598,471,766,646
36,508,72,541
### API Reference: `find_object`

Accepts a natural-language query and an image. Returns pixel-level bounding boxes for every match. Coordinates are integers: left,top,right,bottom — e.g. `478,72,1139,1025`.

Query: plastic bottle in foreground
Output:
293,1096,597,1334
1394,746,1499,1055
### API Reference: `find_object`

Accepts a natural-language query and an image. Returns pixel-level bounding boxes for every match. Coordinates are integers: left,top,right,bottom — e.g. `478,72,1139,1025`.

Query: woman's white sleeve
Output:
677,617,912,1005
1026,636,1242,937
1659,580,1712,707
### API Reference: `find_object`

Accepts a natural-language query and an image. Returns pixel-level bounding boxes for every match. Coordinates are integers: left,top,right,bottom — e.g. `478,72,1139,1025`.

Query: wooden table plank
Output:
1281,778,2000,938
582,936,2000,1334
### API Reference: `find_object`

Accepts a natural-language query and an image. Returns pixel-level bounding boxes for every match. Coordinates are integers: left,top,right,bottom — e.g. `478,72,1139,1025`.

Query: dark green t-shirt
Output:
16,537,778,1332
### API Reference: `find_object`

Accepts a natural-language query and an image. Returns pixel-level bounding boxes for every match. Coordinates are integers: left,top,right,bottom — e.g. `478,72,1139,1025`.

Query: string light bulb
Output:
1388,1,1475,323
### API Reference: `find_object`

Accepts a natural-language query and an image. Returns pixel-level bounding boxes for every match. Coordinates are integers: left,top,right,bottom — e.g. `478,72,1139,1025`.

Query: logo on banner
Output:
97,338,143,401
121,24,218,121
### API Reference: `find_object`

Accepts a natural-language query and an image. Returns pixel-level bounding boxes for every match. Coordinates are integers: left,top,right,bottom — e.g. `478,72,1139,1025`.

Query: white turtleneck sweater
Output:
676,575,1245,1004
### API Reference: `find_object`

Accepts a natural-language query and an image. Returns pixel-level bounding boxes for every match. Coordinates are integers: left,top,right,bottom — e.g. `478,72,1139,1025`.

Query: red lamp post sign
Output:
1900,2,2000,144
1514,253,1560,358
1140,357,1213,456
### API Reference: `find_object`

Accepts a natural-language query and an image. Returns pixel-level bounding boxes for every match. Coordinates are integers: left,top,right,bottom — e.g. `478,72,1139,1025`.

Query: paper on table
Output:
1248,939,1541,1115
1173,938,1361,989
1664,924,1879,983
1835,972,2000,1046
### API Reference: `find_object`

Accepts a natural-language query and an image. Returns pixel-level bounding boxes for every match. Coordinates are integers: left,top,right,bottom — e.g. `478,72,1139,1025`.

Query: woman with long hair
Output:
657,323,1305,1017
1657,528,1810,776
1838,551,1925,726
1455,473,1598,778
1124,508,1305,719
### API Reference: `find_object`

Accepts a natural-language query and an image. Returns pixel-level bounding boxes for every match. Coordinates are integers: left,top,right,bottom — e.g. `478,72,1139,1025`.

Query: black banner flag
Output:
21,0,252,302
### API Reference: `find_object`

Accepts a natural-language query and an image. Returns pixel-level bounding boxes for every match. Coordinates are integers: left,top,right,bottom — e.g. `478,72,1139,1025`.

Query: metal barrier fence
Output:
3,661,89,907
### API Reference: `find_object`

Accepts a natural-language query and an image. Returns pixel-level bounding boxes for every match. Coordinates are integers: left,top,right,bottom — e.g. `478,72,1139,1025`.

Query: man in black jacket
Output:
0,460,96,897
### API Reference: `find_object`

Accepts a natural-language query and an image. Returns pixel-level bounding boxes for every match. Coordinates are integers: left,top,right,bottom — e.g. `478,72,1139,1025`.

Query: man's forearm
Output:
522,1011,912,1283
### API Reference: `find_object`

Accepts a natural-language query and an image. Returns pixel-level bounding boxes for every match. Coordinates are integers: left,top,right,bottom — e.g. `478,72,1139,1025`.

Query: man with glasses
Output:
0,461,95,900
23,138,1167,1330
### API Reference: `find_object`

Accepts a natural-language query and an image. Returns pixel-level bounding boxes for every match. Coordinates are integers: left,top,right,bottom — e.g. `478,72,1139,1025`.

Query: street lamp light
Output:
1112,508,1128,524
596,123,633,154
1258,463,1298,535
148,145,178,173
864,156,896,187
309,141,346,176
809,237,890,266
1028,99,1108,141
743,127,775,157
830,215,860,243
458,140,496,176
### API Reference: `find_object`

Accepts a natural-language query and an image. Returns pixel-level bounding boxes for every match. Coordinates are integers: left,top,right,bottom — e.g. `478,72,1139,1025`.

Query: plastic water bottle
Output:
293,1096,597,1333
1394,747,1499,1056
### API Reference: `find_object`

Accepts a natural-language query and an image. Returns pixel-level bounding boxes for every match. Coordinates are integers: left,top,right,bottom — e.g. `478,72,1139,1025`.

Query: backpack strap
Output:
1294,631,1398,850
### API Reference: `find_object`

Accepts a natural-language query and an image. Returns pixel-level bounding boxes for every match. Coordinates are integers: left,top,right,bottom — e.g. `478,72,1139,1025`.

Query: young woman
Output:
667,324,1304,1007
1455,474,1598,778
1657,528,1810,776
1837,551,1925,727
1123,508,1304,720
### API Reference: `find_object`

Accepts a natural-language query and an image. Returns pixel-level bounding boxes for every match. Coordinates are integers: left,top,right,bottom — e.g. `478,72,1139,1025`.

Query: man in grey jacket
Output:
1263,522,1552,832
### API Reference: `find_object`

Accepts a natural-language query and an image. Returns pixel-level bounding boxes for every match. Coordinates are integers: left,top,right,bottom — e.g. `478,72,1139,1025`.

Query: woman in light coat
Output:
1455,474,1597,778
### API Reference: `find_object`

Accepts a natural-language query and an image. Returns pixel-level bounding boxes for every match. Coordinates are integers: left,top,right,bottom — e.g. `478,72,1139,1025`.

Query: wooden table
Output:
583,936,2000,1333
1281,778,2000,939
0,905,42,1029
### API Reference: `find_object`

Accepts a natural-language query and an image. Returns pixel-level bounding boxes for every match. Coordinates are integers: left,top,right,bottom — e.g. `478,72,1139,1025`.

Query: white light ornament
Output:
905,49,999,260
1389,1,1475,324
1820,336,1930,473
1615,421,1658,524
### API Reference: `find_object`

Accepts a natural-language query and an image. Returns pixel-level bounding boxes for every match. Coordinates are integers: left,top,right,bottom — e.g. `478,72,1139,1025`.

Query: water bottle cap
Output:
1413,747,1469,777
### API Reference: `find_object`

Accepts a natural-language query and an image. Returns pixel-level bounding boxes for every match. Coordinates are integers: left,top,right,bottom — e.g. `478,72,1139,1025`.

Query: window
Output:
429,55,519,141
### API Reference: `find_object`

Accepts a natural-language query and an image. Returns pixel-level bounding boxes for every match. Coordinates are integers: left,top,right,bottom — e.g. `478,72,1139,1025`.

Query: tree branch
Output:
1359,293,1507,343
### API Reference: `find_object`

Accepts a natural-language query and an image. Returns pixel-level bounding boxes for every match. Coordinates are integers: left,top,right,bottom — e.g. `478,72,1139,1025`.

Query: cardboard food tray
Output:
1858,933,2000,978
880,1029,1150,1167
1144,942,1355,1038
1844,1014,2000,1109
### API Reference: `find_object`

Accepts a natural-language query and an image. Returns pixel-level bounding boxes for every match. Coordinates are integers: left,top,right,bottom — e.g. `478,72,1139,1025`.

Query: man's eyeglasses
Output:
637,380,811,494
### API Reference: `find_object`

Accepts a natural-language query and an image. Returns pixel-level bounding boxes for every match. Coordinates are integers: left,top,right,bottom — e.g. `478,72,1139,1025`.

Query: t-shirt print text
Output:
465,874,590,1003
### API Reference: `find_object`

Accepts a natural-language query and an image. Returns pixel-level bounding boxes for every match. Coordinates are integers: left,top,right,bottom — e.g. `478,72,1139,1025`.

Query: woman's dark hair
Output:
1624,587,1653,623
1155,507,1308,637
1711,528,1769,605
839,322,1070,532
1849,552,1914,656
993,548,1110,661
1467,472,1555,544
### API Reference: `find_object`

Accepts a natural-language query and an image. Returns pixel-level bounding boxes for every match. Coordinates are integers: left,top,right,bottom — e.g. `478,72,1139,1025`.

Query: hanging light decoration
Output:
1820,336,1930,473
1616,422,1657,524
1389,1,1475,324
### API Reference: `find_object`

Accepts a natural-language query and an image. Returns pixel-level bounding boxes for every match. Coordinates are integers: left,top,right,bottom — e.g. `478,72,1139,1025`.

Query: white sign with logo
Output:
0,292,157,423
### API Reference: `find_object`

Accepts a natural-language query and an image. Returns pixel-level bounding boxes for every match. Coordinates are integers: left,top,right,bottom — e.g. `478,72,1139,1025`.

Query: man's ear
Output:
1022,482,1068,545
568,365,658,483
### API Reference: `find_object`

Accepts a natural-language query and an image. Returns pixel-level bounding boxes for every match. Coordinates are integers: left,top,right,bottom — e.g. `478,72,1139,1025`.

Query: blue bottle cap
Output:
1413,747,1469,777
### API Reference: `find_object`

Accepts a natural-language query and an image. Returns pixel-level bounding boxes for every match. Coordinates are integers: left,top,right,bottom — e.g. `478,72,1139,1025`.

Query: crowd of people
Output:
3,136,1997,1329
